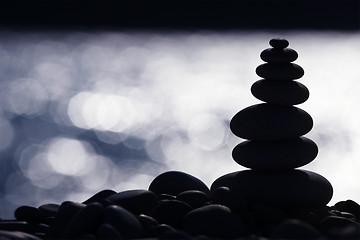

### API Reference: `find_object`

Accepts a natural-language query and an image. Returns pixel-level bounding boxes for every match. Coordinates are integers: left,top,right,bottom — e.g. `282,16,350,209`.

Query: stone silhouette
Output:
2,38,360,240
211,38,333,209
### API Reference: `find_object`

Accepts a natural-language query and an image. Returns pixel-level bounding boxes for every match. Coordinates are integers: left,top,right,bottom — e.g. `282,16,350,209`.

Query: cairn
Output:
211,38,333,209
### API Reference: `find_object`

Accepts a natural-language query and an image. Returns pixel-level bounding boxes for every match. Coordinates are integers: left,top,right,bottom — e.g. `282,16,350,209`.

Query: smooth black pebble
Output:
176,190,210,208
260,48,298,63
251,79,309,105
256,63,304,80
230,103,313,140
183,204,244,238
106,189,157,215
15,206,43,223
149,171,210,196
103,205,143,239
232,137,318,171
211,170,333,209
269,38,289,49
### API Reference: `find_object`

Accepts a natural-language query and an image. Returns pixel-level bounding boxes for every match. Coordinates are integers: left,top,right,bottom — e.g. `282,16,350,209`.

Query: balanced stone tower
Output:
211,38,333,209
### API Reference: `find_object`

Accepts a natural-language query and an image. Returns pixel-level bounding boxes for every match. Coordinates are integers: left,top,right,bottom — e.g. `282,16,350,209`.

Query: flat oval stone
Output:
149,171,210,196
230,103,313,140
15,206,43,223
270,38,289,49
261,48,298,63
232,137,318,171
251,79,309,105
211,170,333,209
38,203,59,218
183,204,244,238
176,190,210,208
106,189,157,215
256,63,304,80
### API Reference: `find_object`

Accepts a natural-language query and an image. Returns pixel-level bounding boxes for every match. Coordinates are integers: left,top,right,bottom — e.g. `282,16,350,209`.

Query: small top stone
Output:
270,38,289,49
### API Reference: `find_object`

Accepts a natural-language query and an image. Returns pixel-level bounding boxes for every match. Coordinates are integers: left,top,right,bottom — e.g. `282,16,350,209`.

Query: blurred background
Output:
0,0,359,219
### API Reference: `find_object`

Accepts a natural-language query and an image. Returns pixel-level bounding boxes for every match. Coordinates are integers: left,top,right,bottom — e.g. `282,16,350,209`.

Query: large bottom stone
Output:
211,170,333,209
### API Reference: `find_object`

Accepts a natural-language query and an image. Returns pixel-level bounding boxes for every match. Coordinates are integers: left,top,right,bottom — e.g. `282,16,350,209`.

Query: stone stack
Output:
211,38,333,209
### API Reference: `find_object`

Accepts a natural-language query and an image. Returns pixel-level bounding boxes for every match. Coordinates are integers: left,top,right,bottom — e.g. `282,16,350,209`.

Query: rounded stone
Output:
212,186,248,212
183,204,244,238
251,79,309,105
137,214,158,237
176,190,210,208
256,63,304,80
57,201,85,219
269,38,289,49
45,201,85,239
232,137,318,171
82,189,116,205
38,203,59,218
230,103,313,140
149,171,210,196
14,206,43,223
211,170,333,209
334,200,360,220
261,48,298,63
106,189,157,215
97,223,123,239
103,205,143,239
63,202,103,238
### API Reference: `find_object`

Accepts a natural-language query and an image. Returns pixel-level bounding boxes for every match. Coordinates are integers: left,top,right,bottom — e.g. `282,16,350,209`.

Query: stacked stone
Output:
211,38,333,210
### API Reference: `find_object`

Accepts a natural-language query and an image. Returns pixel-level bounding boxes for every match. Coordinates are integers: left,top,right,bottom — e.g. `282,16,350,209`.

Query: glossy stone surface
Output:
63,202,103,238
256,63,304,80
38,203,59,218
232,137,318,171
106,189,157,215
82,189,116,205
230,103,313,140
176,190,210,208
148,171,210,196
103,205,143,239
211,170,333,209
260,48,298,63
251,79,309,105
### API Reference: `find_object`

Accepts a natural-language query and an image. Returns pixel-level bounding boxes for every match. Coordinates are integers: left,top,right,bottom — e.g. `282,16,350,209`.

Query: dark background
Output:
0,0,359,30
